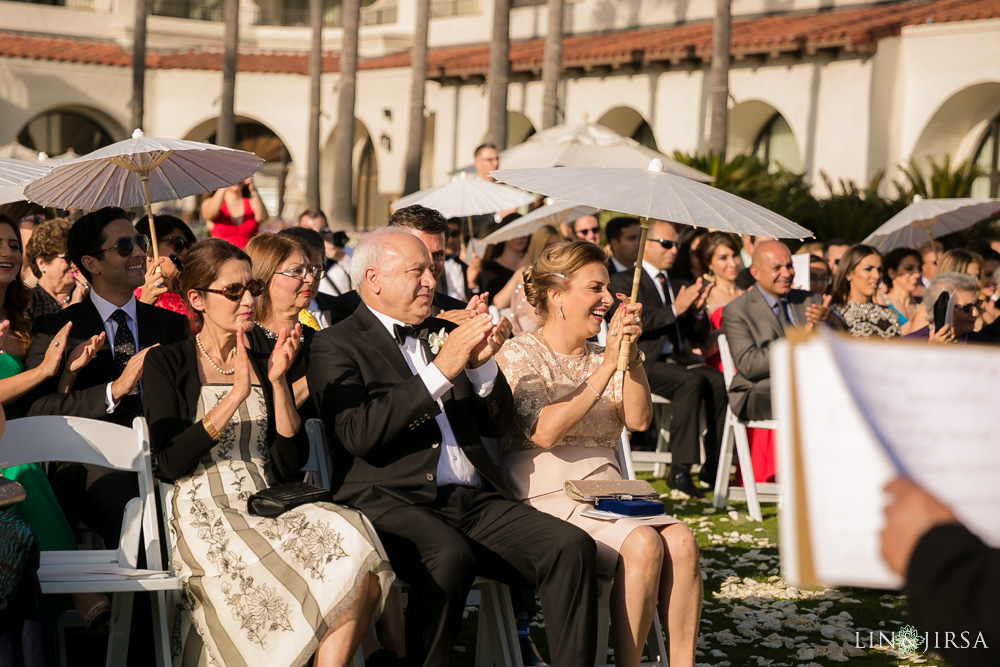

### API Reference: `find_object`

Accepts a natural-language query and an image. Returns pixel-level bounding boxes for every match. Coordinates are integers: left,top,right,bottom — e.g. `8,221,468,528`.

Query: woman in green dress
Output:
0,213,111,629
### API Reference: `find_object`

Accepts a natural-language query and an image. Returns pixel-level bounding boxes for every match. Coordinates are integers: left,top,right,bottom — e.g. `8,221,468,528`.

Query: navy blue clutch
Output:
595,498,665,517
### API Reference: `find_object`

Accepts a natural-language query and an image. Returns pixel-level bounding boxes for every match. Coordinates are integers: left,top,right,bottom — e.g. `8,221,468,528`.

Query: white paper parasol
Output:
0,158,52,205
481,199,597,245
392,172,536,219
24,130,263,259
862,196,1000,252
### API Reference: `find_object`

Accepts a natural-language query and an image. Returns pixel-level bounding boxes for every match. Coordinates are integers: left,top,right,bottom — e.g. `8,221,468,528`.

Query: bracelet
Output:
583,379,602,400
202,414,221,441
625,351,646,372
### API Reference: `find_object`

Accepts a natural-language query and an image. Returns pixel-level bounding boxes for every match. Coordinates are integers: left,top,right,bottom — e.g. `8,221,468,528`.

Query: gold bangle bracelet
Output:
625,351,645,372
202,414,221,441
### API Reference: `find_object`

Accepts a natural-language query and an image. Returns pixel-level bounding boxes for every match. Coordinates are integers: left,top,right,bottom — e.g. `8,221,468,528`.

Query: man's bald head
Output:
751,241,794,298
352,228,437,324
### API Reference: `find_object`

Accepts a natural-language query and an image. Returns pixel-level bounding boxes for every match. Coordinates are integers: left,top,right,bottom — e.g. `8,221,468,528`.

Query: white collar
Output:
642,260,663,281
611,256,630,273
368,305,414,342
90,290,138,324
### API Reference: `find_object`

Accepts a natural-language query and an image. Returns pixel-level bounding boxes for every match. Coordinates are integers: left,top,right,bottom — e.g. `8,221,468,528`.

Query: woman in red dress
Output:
200,177,268,249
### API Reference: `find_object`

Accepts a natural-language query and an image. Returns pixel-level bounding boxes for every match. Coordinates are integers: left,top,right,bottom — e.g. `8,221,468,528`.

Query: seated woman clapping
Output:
494,241,702,667
142,239,393,667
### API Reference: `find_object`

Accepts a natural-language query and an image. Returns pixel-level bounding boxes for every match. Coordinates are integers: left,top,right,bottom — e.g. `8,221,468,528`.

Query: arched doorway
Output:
728,100,802,173
17,108,119,156
206,121,292,220
972,114,1000,198
597,107,657,151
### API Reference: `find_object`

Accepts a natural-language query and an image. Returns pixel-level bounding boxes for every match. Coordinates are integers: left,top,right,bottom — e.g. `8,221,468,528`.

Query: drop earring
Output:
557,304,565,319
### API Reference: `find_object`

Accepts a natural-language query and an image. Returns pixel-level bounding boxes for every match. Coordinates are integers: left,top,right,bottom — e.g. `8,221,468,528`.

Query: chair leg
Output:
476,582,519,667
151,591,173,667
653,403,672,479
712,413,737,509
105,592,134,667
734,424,763,521
647,610,669,667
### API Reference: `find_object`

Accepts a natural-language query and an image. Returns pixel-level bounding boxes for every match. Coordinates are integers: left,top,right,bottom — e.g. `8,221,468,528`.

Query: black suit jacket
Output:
25,298,189,425
307,303,515,521
326,289,467,327
142,337,307,482
314,292,338,327
609,268,707,367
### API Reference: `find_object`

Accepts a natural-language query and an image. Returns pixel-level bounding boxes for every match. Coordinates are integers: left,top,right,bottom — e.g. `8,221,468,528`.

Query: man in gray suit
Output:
722,241,830,420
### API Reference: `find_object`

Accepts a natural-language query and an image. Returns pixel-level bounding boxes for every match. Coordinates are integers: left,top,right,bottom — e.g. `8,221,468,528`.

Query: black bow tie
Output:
393,323,430,346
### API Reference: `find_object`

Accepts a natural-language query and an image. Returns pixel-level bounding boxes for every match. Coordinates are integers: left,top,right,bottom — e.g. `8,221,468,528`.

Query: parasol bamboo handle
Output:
617,217,652,372
141,173,160,264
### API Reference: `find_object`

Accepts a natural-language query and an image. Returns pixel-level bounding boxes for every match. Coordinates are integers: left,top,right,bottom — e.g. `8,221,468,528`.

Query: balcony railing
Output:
430,0,482,18
150,0,397,27
5,0,111,12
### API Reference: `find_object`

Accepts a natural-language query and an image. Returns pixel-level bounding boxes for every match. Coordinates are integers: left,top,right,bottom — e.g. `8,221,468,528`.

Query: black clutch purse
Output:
247,482,328,518
0,477,26,510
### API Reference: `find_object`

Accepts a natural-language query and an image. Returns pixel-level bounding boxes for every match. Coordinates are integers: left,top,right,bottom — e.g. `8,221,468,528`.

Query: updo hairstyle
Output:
180,239,251,331
523,240,609,322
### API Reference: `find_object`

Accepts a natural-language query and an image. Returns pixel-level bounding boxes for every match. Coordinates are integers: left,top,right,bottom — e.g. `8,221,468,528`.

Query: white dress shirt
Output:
610,256,630,274
305,299,331,330
642,260,677,356
89,290,140,413
319,257,352,297
442,258,468,301
369,308,499,488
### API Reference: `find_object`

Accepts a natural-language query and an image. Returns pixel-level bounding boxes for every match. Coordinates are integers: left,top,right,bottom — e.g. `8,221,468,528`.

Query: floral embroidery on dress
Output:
221,579,293,647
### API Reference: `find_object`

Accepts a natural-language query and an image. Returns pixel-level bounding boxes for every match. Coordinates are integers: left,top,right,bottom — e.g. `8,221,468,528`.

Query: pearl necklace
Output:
196,334,235,375
536,327,589,383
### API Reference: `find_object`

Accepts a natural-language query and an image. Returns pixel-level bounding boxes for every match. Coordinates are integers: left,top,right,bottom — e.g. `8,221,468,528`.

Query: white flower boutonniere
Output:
428,328,448,355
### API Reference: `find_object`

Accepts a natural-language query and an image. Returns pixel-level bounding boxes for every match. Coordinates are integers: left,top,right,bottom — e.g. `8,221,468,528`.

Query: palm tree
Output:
131,0,148,132
540,0,563,129
706,0,731,155
306,0,323,207
331,0,361,229
217,0,239,148
486,0,510,147
403,0,430,195
896,155,985,199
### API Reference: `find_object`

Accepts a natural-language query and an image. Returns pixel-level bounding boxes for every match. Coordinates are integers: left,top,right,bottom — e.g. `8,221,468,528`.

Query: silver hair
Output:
923,271,979,316
349,227,417,288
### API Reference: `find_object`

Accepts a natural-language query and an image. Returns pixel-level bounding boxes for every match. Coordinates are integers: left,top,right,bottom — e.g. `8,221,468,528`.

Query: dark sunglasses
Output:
163,235,190,253
955,302,981,315
648,238,677,250
93,234,150,258
199,279,266,302
448,229,462,239
576,227,601,236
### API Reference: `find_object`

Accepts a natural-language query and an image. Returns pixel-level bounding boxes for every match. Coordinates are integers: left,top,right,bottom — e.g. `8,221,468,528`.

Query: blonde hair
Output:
524,225,561,267
245,233,306,325
523,240,608,322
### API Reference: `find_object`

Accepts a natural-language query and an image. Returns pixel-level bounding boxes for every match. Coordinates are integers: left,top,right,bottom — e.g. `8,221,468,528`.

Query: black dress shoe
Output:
519,635,549,666
698,463,718,489
666,467,704,498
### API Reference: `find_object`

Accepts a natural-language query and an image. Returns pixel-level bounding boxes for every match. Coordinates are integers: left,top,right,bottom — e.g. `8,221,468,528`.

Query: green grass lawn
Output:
452,477,945,666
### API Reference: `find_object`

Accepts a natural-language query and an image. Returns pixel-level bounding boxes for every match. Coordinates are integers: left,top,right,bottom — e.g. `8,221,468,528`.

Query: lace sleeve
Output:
495,337,553,442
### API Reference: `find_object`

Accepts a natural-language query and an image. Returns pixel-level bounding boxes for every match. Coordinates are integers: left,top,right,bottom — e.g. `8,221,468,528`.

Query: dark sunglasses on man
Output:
93,234,150,258
648,238,677,250
198,279,266,302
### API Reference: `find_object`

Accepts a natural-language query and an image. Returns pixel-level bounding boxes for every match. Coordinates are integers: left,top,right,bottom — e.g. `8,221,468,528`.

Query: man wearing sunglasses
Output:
610,219,727,498
24,206,190,548
572,215,602,246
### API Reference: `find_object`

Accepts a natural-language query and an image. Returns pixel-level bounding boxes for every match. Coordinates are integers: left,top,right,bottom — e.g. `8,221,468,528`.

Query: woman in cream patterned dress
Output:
495,241,702,667
143,239,393,667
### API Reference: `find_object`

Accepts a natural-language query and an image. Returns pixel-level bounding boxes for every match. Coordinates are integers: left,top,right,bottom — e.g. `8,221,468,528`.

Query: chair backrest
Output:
304,418,333,491
717,333,737,390
5,416,164,572
615,427,638,481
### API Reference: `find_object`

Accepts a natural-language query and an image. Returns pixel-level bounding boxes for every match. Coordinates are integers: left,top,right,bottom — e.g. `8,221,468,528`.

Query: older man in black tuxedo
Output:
308,229,598,667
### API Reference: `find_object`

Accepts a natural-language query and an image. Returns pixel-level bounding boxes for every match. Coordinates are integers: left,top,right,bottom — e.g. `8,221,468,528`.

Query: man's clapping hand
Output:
432,313,497,378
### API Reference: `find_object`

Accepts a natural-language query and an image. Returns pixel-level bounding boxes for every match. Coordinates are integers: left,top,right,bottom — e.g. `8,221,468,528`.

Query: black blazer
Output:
307,303,515,521
326,289,467,327
609,269,707,367
25,298,190,425
314,292,338,327
142,336,307,483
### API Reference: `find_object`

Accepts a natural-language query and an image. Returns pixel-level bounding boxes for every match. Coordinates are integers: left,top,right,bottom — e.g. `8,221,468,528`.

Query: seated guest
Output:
880,477,1000,666
904,272,985,343
722,241,828,422
700,232,744,371
480,214,527,297
973,249,1000,330
134,214,195,319
881,248,922,332
497,224,561,334
25,206,190,547
496,241,702,667
24,217,88,329
277,226,337,330
610,220,726,496
307,229,598,667
571,214,601,246
829,245,900,339
938,248,982,278
824,237,850,276
605,216,640,275
327,205,471,326
808,254,831,296
299,208,352,297
671,226,709,282
0,213,111,630
443,218,481,299
142,239,392,667
0,510,51,666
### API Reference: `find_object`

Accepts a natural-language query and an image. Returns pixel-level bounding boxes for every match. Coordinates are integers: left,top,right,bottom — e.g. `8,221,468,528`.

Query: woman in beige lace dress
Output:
143,239,394,667
495,241,702,667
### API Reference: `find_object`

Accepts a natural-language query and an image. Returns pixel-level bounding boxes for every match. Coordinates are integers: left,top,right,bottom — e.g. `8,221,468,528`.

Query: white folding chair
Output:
712,334,780,521
593,428,669,667
3,416,180,667
303,419,520,667
629,394,673,477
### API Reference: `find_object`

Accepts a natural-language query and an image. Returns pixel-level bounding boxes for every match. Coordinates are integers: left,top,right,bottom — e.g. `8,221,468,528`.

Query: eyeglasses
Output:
162,235,190,253
955,302,981,315
576,227,601,237
275,265,325,281
448,229,462,239
47,253,71,262
198,279,266,302
92,234,150,258
648,238,677,250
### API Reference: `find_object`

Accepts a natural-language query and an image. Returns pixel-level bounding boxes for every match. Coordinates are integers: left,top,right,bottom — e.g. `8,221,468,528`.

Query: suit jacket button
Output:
426,473,435,481
431,442,440,449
